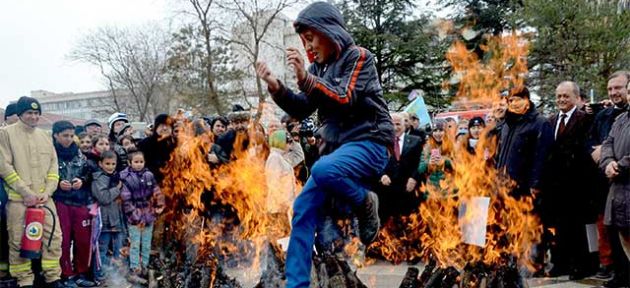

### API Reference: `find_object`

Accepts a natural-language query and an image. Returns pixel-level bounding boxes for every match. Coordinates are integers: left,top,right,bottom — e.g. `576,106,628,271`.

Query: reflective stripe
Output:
41,259,60,269
5,185,22,201
9,262,31,273
5,172,19,184
47,174,59,180
0,262,8,271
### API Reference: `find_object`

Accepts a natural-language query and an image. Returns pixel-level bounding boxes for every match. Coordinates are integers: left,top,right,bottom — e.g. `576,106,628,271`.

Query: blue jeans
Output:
98,231,122,268
128,224,154,270
285,140,388,288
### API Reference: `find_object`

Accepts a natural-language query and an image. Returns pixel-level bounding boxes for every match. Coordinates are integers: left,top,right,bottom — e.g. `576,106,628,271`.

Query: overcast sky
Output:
0,0,437,109
0,0,176,108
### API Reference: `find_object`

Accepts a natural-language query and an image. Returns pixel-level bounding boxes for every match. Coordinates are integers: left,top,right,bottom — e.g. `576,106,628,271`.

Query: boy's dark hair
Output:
100,150,117,162
126,148,144,161
52,120,75,135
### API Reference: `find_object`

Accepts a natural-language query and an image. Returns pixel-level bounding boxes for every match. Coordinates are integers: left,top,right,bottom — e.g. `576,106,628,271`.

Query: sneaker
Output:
596,265,614,279
93,270,106,282
74,275,97,287
357,191,380,245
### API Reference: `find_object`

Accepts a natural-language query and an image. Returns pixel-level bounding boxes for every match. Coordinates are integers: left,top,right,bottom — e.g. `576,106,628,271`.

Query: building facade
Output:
33,89,118,122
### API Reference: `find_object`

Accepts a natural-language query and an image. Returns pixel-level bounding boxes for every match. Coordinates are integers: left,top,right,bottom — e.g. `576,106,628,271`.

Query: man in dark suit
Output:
544,81,598,279
377,113,424,221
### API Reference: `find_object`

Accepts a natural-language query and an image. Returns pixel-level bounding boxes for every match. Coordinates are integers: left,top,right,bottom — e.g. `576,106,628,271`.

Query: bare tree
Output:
69,25,171,122
180,0,229,115
221,0,305,120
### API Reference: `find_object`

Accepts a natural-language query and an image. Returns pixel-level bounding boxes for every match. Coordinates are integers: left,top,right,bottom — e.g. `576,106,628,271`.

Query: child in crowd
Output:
91,151,124,277
52,121,97,287
119,149,164,278
119,135,136,153
86,134,111,172
78,132,93,155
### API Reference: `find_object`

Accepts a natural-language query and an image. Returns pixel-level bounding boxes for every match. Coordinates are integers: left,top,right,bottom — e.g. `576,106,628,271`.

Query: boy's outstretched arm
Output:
256,61,317,120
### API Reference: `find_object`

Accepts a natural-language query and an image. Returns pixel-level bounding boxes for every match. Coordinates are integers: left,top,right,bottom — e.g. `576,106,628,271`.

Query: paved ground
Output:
355,261,607,288
225,260,609,288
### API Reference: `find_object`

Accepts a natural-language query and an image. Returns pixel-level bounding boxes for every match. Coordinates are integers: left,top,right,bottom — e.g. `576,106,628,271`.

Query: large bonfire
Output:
150,32,542,288
369,32,543,287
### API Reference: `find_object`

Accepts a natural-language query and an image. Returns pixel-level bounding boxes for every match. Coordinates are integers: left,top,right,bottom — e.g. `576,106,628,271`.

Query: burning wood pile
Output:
398,256,526,288
370,33,543,288
143,29,541,288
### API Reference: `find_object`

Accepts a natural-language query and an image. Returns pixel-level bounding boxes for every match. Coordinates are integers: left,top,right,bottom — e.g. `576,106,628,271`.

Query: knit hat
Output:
84,119,102,128
16,96,41,116
468,117,485,129
107,112,129,129
4,103,17,120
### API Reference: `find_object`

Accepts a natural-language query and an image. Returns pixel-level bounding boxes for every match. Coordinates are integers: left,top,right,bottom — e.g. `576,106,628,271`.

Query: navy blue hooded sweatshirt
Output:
271,2,394,155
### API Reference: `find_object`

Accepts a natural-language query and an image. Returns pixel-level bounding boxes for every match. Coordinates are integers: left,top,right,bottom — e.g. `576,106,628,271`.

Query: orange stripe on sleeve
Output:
346,48,366,95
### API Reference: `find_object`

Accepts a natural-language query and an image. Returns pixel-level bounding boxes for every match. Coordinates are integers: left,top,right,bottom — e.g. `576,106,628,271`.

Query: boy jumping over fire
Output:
256,2,394,287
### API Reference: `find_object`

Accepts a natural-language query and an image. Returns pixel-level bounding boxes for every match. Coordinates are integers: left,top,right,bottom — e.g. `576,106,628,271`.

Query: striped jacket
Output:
271,2,394,155
0,121,59,201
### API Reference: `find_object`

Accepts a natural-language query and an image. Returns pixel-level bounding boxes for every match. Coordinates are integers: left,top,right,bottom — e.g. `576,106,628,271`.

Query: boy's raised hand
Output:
256,61,280,92
286,47,306,82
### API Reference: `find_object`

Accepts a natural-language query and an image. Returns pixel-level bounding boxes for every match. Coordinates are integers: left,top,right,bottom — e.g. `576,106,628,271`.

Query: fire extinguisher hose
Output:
40,205,56,249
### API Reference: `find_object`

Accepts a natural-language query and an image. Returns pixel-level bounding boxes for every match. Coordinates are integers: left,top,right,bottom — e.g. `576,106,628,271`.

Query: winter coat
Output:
84,149,101,175
589,104,628,149
543,110,598,224
119,167,164,225
589,105,628,207
91,170,123,231
53,142,92,206
495,103,554,196
137,135,176,184
600,111,630,228
113,144,128,172
270,2,394,155
0,121,59,201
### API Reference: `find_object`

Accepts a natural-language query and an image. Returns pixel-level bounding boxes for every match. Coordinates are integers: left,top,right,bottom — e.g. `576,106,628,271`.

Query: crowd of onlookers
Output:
0,69,628,287
370,70,630,288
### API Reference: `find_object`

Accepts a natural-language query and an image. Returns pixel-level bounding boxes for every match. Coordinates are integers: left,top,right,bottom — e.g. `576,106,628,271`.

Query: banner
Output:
404,90,432,126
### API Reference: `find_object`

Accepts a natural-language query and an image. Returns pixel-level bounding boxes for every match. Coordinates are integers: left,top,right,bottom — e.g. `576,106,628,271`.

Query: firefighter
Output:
0,96,63,288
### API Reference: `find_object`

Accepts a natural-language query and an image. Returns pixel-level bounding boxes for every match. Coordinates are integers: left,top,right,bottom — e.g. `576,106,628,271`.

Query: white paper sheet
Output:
459,196,491,247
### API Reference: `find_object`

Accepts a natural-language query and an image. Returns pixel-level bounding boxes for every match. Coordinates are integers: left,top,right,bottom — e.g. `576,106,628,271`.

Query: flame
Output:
369,33,542,271
160,105,299,274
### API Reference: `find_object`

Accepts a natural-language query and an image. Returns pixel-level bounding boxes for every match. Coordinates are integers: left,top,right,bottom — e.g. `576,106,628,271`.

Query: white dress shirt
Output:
397,133,405,154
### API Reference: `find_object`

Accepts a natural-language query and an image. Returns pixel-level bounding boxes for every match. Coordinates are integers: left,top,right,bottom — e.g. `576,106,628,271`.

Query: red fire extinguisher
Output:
20,206,55,259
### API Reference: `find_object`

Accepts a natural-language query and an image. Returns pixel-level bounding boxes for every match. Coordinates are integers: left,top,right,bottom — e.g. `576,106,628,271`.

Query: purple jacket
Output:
120,167,164,225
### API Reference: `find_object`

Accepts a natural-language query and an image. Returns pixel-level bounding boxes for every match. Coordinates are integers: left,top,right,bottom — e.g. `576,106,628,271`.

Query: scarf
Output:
54,142,79,162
